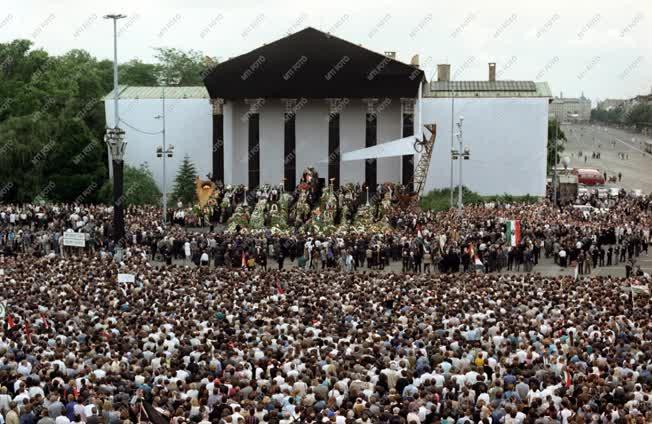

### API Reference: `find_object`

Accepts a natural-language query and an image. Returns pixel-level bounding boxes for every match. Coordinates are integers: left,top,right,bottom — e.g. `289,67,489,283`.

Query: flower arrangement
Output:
269,193,291,230
226,204,250,233
249,198,267,229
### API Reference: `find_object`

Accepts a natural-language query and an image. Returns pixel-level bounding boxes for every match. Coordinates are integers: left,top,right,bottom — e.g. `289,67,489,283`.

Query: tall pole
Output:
113,156,125,243
108,17,120,180
162,86,167,225
553,115,558,206
112,18,119,128
450,88,455,207
104,14,127,248
457,118,464,210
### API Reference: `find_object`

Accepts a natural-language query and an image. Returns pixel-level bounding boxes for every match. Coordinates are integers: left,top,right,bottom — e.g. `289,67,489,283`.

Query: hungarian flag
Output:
275,281,285,295
241,252,247,268
505,220,521,247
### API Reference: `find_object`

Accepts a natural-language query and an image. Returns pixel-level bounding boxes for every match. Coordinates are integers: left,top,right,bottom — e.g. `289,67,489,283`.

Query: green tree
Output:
591,106,625,124
98,164,161,206
625,104,652,127
153,47,216,85
547,118,566,171
171,154,198,206
0,40,108,203
120,59,158,86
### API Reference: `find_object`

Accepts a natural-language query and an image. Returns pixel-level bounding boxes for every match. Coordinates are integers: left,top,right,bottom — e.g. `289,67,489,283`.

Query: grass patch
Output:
419,187,539,212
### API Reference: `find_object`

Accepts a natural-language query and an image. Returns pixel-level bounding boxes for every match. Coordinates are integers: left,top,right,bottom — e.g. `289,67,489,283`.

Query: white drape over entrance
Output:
339,135,418,162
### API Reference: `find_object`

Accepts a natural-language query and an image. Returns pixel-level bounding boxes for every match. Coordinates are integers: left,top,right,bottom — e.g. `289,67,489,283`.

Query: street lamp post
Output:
553,116,559,206
451,116,470,211
551,112,566,206
105,128,127,245
104,13,126,247
154,83,176,226
449,86,455,208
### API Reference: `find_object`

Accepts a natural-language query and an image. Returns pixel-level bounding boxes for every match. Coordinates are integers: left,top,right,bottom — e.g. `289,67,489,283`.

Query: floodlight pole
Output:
450,86,455,208
104,13,127,247
457,118,464,210
104,13,126,180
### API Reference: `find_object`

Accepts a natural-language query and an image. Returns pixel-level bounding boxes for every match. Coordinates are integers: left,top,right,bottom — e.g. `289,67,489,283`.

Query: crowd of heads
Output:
1,190,650,275
0,189,651,423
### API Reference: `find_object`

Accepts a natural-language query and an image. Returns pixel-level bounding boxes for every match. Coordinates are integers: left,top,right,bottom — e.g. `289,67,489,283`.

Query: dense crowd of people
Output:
1,186,651,423
1,252,651,423
1,190,649,276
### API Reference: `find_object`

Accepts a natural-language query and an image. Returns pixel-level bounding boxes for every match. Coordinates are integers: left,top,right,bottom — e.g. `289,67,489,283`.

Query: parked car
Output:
597,188,608,199
631,189,643,197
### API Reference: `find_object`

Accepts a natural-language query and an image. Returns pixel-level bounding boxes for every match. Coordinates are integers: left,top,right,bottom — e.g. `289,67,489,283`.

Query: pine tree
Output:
171,154,198,206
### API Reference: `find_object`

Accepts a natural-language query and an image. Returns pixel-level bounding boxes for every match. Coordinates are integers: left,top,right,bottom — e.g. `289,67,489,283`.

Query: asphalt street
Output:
562,123,652,193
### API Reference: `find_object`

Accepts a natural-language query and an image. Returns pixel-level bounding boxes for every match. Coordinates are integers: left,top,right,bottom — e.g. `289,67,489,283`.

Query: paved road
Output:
155,252,651,278
561,123,652,193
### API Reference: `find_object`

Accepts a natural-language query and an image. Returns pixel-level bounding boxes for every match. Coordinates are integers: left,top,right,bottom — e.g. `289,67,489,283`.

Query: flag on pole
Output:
505,220,521,246
275,281,285,295
241,252,247,268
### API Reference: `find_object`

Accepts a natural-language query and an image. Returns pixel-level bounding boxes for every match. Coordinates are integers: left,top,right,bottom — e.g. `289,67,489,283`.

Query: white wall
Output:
260,102,285,185
295,100,329,182
421,97,549,196
230,100,249,185
227,98,404,186
106,95,548,196
105,99,212,192
223,101,235,185
339,100,366,185
377,99,402,184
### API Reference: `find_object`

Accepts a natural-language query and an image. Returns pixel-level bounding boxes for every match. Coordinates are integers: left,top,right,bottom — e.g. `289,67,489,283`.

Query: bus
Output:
576,168,605,186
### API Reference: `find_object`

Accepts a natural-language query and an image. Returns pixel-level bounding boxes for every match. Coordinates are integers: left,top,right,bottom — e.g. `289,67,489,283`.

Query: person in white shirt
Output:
0,387,12,413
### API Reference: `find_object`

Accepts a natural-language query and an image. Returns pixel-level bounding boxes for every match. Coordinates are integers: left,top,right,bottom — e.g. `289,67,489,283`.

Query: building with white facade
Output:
105,27,552,196
596,98,626,111
549,92,591,122
103,86,212,194
422,74,551,196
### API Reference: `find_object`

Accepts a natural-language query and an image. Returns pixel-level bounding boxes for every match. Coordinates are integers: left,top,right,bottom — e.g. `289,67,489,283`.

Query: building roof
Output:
104,86,209,100
424,81,552,98
430,80,536,92
203,27,424,99
551,97,590,104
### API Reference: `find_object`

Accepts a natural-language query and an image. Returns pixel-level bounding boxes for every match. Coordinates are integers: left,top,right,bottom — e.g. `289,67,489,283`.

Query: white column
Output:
417,82,423,138
222,100,234,185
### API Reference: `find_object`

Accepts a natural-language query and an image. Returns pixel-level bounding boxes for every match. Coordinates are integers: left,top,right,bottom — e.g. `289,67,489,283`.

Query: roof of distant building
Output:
424,81,551,98
202,27,424,99
104,86,209,100
551,97,591,104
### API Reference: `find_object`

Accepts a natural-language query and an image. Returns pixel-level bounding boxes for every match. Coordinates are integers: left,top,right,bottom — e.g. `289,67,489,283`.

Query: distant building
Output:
596,99,626,111
105,27,552,196
623,94,652,111
549,92,591,122
103,86,212,193
421,65,551,196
